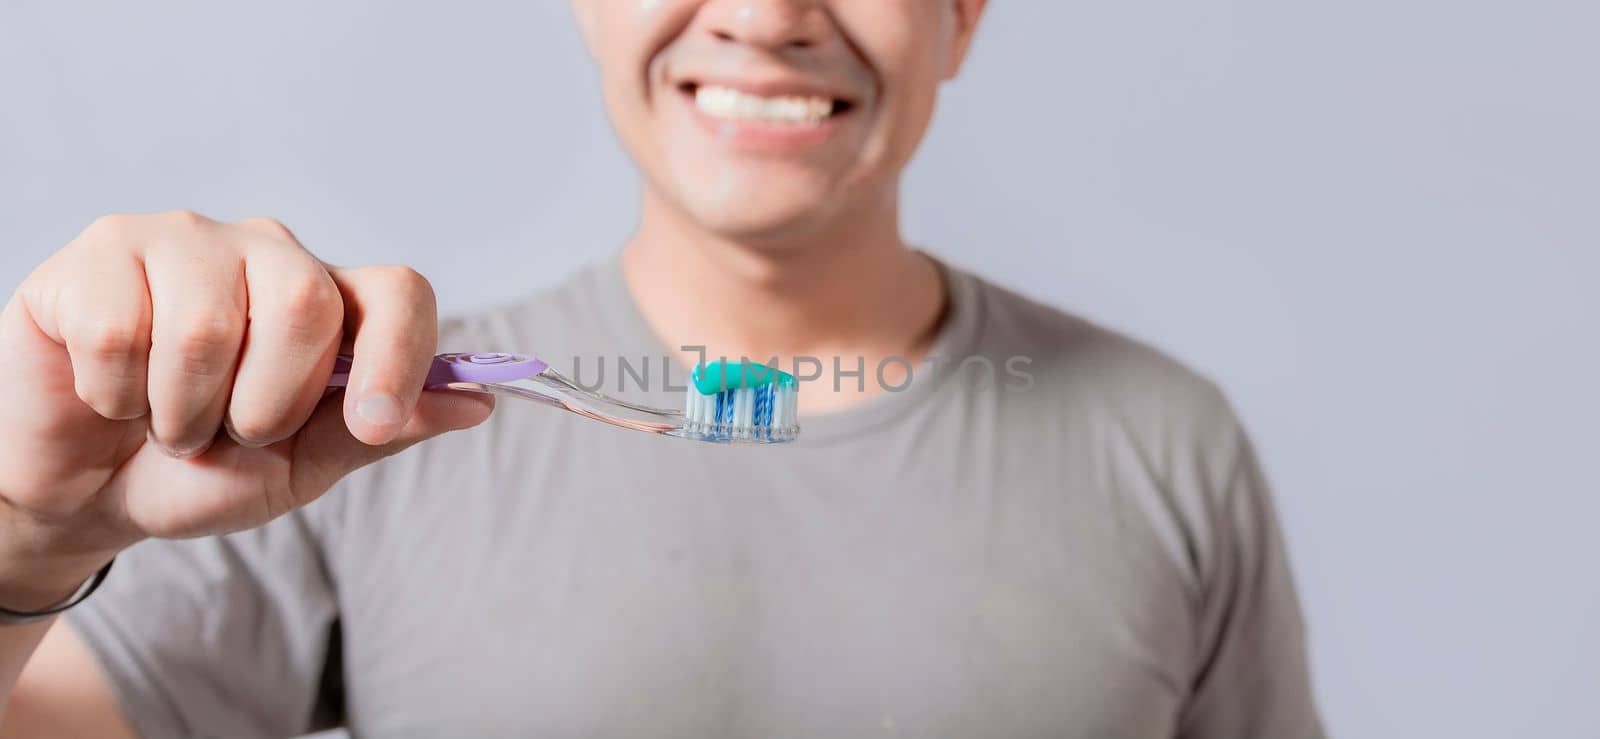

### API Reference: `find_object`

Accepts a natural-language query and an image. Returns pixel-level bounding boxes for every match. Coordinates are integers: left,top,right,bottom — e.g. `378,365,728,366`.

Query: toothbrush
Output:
326,352,799,444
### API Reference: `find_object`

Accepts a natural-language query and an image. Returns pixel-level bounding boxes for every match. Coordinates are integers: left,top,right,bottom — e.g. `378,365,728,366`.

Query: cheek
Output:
588,1,692,167
834,3,948,168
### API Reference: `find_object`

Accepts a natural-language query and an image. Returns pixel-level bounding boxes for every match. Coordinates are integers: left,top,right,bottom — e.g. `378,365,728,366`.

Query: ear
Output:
570,0,600,59
943,0,989,80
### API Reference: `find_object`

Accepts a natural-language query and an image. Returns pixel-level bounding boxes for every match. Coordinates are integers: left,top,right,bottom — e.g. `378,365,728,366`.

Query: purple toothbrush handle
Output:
327,352,548,390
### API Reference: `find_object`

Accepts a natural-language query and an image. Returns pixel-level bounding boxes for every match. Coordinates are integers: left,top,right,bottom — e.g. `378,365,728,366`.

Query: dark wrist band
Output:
0,557,115,626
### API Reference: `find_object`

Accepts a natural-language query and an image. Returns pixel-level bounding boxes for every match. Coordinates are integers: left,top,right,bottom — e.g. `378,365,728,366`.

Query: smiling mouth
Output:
678,82,855,126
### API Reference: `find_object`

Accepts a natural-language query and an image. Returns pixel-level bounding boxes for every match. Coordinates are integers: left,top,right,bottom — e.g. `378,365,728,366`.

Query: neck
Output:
621,188,946,413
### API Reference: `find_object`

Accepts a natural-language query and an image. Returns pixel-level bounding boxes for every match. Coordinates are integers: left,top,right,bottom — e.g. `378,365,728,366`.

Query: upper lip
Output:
675,74,857,104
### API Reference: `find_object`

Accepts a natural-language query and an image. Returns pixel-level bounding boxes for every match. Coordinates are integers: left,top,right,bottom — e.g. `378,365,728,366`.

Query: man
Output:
0,1,1323,736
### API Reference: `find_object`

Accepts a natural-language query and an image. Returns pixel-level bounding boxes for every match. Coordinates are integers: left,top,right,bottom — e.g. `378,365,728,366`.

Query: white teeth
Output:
693,85,836,125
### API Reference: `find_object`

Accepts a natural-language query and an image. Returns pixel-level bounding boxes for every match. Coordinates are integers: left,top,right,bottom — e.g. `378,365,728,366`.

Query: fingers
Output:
53,250,153,421
328,265,439,446
224,219,344,447
20,209,450,465
142,214,247,457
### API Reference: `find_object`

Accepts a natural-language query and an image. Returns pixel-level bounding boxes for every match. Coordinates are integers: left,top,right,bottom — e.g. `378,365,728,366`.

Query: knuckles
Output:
167,314,245,373
368,264,433,295
78,210,213,255
234,216,296,241
363,265,437,310
80,318,149,367
158,209,210,230
275,271,345,330
82,210,296,250
82,212,134,237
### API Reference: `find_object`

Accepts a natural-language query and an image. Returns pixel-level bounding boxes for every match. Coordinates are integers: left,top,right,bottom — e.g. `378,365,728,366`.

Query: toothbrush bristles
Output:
682,383,799,443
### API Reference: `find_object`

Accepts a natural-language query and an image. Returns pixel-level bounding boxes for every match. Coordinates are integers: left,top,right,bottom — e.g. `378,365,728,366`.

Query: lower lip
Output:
685,96,848,151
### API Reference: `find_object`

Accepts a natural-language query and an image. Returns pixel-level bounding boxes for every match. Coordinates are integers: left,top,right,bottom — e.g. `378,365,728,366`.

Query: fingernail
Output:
156,436,212,459
223,418,271,449
171,443,210,459
356,394,404,426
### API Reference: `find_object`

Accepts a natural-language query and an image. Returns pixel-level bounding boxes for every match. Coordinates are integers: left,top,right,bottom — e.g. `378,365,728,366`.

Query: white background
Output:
3,2,1597,736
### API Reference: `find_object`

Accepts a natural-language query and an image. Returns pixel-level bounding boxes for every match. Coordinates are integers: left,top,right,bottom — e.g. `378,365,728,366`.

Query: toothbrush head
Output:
679,360,799,444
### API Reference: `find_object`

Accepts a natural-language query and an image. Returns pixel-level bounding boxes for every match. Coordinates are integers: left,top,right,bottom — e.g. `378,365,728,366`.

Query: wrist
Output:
0,505,126,612
0,553,114,613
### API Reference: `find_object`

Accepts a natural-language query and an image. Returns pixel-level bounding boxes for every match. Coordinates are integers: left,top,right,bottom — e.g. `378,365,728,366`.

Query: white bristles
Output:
734,389,748,432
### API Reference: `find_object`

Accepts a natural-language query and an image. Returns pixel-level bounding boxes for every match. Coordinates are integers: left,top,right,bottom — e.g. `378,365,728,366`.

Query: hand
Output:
0,211,493,606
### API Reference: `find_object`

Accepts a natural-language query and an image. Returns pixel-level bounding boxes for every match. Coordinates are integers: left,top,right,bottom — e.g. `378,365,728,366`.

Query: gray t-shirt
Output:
69,256,1323,738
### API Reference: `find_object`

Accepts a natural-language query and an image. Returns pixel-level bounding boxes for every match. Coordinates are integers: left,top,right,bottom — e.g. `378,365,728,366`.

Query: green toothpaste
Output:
691,360,797,395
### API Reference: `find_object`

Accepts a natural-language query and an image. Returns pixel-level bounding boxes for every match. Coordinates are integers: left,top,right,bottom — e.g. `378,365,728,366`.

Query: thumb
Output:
290,389,495,495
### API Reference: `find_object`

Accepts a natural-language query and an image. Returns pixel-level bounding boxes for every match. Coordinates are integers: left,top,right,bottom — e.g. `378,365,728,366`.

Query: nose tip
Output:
699,0,829,51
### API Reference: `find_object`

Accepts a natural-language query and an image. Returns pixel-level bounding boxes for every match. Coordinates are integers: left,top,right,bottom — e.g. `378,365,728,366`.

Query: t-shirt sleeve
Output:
1175,394,1326,739
65,507,339,739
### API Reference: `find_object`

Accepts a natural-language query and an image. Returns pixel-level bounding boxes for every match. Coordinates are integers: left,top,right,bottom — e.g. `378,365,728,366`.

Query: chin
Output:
673,175,847,243
687,198,842,244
